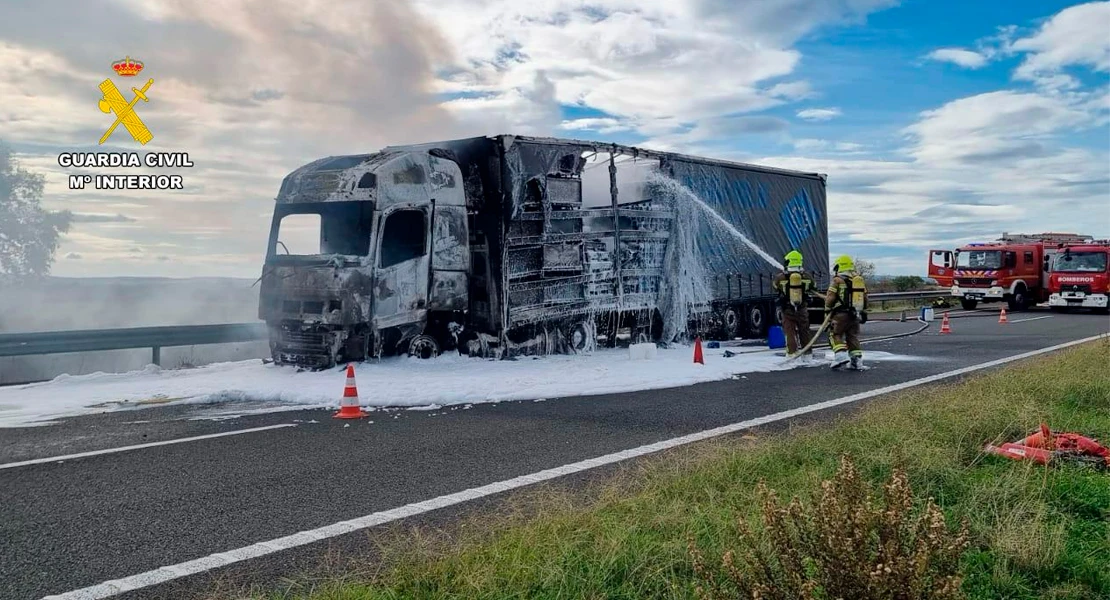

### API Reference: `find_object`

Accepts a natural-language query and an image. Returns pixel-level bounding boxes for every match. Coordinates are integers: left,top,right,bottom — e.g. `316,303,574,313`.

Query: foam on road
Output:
0,339,925,428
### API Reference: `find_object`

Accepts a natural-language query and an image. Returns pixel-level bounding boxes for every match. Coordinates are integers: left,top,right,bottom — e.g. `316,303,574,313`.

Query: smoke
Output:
0,277,267,384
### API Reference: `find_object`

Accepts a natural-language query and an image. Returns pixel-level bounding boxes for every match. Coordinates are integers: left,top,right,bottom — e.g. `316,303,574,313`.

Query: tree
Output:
891,275,925,292
853,256,876,280
0,141,72,282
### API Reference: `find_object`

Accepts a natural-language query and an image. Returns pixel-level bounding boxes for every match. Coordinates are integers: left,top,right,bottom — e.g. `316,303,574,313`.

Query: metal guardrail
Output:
868,290,951,301
0,323,269,365
0,291,952,363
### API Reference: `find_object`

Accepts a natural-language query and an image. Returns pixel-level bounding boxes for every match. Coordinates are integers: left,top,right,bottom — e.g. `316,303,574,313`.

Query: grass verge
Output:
249,340,1110,600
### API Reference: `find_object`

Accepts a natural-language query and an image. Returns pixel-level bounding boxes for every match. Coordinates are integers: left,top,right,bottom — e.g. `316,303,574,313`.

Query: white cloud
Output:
4,0,1107,281
1011,1,1110,85
902,90,1099,164
558,117,633,134
754,87,1110,263
796,107,842,121
926,48,988,69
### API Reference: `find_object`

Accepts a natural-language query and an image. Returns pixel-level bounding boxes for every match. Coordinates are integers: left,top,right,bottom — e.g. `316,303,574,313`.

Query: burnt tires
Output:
960,298,979,311
567,321,597,353
408,335,440,359
722,307,742,340
747,303,768,337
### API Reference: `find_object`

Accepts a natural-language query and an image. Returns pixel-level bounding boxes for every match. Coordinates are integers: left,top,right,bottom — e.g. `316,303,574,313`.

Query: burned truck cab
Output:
258,151,470,368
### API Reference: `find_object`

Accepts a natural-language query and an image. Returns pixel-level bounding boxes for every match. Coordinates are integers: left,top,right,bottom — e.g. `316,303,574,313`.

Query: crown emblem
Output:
112,56,144,77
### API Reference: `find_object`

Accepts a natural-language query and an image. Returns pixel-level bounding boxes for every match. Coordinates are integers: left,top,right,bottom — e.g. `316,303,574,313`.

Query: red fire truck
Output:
1047,240,1110,314
938,233,1093,311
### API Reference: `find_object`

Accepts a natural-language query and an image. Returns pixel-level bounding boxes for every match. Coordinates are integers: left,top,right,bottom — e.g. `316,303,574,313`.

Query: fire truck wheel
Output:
1008,286,1029,311
960,298,978,311
408,335,440,359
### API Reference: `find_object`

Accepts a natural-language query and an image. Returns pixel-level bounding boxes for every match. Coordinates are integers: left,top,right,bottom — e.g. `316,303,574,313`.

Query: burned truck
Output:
258,135,828,368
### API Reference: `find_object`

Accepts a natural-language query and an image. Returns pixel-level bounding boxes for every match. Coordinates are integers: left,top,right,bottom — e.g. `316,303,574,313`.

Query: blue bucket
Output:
768,325,786,349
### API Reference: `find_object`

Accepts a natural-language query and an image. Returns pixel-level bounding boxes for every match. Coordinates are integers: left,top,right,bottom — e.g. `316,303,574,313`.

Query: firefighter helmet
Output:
784,250,803,270
834,255,855,274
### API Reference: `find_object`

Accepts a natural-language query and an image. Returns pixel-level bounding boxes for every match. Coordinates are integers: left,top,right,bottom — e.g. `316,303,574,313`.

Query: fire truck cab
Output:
1047,241,1110,314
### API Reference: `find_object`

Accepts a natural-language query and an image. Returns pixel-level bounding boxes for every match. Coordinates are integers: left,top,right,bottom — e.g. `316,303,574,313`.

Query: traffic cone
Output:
334,364,368,419
999,308,1008,324
693,337,704,364
939,312,951,334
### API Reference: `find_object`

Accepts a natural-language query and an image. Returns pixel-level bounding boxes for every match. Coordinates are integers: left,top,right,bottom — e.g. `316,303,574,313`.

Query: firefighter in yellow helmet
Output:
773,250,815,357
825,254,869,370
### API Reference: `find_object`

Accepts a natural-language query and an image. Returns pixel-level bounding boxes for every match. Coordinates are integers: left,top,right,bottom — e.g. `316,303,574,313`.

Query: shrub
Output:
690,455,970,600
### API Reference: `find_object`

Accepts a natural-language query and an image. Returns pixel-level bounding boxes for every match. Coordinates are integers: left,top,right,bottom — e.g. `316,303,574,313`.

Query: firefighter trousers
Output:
780,306,812,355
829,311,862,356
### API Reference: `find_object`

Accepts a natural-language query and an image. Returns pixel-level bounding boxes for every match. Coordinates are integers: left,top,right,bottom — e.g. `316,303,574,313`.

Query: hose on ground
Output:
785,316,932,359
785,312,832,361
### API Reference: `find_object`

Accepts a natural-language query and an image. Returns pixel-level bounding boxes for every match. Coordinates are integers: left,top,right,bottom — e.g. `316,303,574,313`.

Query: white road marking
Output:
0,424,296,471
1006,315,1053,324
42,333,1109,600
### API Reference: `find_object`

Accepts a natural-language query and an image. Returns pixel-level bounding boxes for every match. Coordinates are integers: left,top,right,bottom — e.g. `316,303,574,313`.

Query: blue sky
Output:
1,0,1107,277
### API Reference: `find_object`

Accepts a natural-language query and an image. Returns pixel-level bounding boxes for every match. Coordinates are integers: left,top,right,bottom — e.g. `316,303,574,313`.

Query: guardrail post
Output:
152,346,161,366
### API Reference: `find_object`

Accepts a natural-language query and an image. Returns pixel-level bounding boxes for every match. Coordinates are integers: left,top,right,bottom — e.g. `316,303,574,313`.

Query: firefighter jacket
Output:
773,270,814,310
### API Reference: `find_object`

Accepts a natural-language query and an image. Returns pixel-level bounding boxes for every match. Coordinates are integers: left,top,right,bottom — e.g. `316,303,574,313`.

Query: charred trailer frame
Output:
258,135,828,369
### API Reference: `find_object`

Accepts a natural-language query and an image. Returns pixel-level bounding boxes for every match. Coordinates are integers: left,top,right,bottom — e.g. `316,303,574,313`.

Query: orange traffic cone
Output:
334,364,369,419
939,312,951,334
999,308,1008,324
693,337,704,364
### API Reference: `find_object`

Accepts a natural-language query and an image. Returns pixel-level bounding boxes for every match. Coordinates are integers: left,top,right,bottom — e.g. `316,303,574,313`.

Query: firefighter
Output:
773,250,815,357
825,254,868,370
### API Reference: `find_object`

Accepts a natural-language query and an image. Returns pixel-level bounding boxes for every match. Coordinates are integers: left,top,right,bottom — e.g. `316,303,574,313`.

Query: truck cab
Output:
951,242,1044,311
1047,243,1110,314
257,151,471,368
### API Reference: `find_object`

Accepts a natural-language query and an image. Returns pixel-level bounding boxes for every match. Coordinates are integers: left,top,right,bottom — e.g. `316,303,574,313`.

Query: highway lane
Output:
1,311,1107,600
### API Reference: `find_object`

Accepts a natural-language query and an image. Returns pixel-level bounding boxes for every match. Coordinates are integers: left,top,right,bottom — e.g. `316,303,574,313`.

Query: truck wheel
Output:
747,304,766,337
408,335,440,359
1007,287,1028,312
723,308,741,340
567,321,596,353
960,298,978,311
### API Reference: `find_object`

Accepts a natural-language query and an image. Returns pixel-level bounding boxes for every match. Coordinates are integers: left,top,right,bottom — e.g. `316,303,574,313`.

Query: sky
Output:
1,0,1108,278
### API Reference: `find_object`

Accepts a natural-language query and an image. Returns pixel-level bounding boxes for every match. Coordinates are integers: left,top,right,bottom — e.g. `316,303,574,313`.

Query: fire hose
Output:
784,312,932,361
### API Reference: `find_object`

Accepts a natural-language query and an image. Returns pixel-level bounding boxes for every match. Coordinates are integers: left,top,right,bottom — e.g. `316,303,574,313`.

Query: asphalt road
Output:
1,309,1107,600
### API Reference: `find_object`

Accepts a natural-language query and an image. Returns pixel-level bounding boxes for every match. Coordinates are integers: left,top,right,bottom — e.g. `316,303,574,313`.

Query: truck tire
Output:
567,321,596,353
408,335,440,359
723,307,742,340
1007,286,1029,312
747,304,767,337
960,298,978,311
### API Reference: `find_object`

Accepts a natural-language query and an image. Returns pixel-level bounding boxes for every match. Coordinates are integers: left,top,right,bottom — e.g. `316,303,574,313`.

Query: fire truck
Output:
937,233,1093,311
1047,240,1110,314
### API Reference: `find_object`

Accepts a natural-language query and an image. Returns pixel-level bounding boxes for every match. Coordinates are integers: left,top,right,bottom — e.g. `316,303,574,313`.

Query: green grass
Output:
241,340,1110,600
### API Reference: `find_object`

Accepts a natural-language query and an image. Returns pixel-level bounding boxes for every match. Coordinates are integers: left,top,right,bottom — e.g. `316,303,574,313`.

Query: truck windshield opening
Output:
271,201,374,258
957,250,1001,269
1054,251,1107,273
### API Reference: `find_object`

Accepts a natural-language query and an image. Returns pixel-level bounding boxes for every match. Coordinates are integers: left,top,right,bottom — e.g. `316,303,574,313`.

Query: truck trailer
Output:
258,135,829,368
